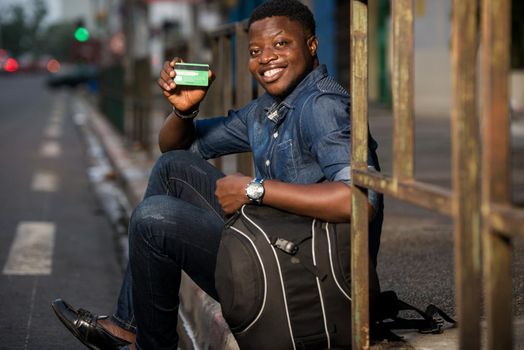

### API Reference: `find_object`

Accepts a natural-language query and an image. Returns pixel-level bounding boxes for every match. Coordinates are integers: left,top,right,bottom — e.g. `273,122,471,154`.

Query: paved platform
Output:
76,91,524,349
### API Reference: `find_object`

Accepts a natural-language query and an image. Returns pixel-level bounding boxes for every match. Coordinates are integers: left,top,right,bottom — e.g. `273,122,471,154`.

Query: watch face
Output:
247,182,264,200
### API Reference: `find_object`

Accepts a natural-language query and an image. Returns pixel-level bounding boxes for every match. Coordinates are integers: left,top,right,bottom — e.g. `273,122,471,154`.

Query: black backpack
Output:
214,205,455,350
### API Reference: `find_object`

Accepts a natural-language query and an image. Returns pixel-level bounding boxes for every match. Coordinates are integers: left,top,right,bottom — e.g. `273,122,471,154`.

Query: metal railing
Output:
350,1,523,349
206,21,255,176
206,2,523,348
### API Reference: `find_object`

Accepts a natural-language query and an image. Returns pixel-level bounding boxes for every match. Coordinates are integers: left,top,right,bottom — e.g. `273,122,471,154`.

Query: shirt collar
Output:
263,65,328,123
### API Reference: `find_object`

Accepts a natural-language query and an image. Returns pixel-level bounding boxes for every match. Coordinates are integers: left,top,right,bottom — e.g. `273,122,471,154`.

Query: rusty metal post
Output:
450,0,482,348
210,36,221,115
480,0,513,349
350,1,370,349
209,35,223,170
391,0,414,182
235,22,254,176
220,34,233,112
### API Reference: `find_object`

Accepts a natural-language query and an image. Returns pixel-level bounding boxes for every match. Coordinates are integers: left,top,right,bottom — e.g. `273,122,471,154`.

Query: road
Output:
0,74,123,349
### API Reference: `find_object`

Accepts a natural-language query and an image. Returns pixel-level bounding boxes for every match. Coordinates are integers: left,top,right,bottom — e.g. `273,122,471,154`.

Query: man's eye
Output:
275,41,288,48
249,49,260,57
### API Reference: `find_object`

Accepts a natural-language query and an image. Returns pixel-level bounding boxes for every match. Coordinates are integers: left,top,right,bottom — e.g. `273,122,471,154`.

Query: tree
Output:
40,21,77,61
0,0,47,56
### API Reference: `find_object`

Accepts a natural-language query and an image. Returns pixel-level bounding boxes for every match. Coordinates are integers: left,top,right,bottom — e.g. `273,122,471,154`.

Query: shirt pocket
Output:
275,139,298,182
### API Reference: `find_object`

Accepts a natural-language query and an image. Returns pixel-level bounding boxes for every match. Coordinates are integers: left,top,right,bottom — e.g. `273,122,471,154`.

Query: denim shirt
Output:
190,65,381,207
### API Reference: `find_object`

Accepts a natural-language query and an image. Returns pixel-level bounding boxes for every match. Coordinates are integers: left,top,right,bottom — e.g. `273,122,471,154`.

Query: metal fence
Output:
206,21,255,176
350,1,523,349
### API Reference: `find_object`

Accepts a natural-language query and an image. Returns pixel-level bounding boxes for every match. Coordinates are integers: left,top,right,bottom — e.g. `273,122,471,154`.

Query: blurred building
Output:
413,0,452,117
72,0,520,146
222,0,454,117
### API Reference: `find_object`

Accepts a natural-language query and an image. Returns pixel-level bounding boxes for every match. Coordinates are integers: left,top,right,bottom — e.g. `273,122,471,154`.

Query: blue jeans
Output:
109,150,226,349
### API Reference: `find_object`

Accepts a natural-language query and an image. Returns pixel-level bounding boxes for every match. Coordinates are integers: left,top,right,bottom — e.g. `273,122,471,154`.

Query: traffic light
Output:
74,19,90,42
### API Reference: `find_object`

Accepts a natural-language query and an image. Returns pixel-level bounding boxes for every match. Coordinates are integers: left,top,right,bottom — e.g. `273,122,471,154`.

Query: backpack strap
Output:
372,291,457,340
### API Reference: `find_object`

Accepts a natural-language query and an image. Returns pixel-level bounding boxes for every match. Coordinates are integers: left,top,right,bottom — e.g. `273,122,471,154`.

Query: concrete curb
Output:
86,101,151,210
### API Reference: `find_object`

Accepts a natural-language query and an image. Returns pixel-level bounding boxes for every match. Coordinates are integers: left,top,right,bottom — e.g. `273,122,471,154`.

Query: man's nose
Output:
259,48,278,64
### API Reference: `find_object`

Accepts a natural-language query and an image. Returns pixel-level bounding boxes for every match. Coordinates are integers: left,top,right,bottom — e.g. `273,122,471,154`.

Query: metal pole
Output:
391,0,414,183
481,0,513,348
350,1,370,349
450,0,482,348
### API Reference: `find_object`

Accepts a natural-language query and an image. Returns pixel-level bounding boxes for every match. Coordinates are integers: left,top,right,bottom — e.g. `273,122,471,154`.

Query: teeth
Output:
264,68,282,78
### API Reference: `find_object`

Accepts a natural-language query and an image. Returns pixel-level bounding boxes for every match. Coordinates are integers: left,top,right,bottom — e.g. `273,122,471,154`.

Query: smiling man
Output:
51,1,383,349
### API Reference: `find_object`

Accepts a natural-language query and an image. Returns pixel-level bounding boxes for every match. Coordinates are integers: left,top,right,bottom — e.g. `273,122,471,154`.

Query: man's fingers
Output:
160,69,175,86
160,61,177,90
208,70,216,87
170,57,183,67
157,77,176,92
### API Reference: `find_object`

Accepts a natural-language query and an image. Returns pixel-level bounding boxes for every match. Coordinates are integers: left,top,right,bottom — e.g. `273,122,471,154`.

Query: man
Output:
52,1,383,349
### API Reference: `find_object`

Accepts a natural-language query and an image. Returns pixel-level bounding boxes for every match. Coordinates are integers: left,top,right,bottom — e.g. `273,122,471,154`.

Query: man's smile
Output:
261,67,285,83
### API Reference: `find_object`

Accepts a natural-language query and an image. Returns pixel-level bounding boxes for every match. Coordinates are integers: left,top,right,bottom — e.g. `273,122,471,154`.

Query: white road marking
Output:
31,171,59,192
50,113,64,123
40,140,62,158
44,124,62,138
3,222,56,275
23,278,38,350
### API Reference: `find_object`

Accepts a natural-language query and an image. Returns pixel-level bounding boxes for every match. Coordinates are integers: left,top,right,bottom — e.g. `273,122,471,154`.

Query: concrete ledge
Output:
85,104,151,209
179,274,239,349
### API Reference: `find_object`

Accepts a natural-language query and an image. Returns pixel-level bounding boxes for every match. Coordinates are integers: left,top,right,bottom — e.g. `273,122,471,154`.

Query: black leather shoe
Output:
51,299,131,350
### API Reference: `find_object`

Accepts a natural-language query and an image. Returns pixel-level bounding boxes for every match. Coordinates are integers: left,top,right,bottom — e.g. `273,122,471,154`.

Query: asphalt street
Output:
0,74,123,349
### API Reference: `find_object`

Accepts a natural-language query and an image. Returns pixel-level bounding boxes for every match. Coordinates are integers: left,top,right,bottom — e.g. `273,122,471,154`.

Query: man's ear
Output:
307,35,318,57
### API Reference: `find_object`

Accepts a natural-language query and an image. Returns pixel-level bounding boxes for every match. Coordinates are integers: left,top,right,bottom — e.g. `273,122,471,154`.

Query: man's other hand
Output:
215,174,252,215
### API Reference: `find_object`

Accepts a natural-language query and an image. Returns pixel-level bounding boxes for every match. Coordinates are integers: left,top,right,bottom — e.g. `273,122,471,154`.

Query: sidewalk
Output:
74,91,524,350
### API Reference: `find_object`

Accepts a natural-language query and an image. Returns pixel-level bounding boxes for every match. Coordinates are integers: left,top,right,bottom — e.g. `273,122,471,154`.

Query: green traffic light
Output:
74,27,90,42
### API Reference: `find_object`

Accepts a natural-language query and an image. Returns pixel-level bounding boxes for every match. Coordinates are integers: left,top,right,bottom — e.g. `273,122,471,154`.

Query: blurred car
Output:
46,64,99,88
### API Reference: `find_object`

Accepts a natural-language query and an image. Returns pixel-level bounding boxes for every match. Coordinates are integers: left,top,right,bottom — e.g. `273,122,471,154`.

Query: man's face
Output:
248,16,318,100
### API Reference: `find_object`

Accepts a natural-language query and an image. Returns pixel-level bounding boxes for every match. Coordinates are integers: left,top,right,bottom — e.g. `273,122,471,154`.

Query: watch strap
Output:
173,106,199,120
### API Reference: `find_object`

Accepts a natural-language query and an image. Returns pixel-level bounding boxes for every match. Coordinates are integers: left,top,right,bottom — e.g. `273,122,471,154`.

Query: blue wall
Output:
228,0,265,22
313,0,336,77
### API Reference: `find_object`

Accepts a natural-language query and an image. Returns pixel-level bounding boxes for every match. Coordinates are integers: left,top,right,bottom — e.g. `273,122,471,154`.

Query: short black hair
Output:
248,0,316,37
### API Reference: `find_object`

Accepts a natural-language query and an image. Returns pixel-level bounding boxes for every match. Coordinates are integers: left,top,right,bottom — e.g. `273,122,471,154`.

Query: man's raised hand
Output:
157,58,215,113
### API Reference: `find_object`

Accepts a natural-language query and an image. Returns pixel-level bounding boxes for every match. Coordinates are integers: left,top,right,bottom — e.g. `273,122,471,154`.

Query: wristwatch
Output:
245,178,265,204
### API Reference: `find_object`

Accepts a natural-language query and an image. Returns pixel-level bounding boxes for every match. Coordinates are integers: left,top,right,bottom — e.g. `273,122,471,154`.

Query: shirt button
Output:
273,132,278,138
265,160,271,166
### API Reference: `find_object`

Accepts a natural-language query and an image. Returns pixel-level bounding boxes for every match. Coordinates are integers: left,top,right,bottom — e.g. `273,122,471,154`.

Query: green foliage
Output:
0,0,48,56
41,22,77,60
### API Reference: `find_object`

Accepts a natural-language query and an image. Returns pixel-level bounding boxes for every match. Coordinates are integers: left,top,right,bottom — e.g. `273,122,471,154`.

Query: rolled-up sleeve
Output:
302,93,352,182
303,94,381,210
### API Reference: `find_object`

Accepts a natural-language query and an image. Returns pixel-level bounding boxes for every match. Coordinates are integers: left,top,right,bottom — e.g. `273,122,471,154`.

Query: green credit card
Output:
174,63,209,87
